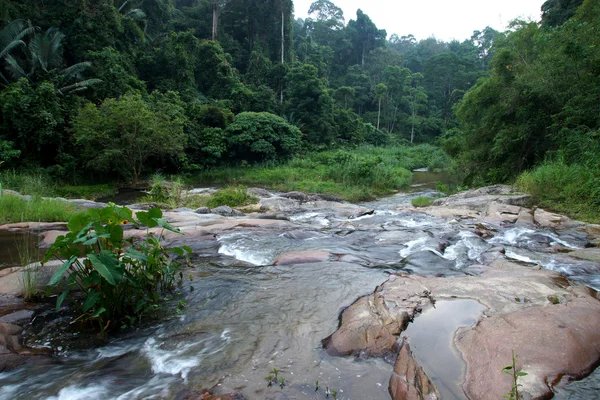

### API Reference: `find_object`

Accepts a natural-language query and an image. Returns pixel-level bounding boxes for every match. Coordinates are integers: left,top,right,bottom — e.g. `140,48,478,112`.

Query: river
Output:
0,173,598,399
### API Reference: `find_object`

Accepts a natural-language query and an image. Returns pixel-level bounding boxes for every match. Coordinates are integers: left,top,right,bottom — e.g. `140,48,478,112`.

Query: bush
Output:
43,205,191,332
411,196,435,207
516,161,600,222
226,112,302,163
206,186,258,208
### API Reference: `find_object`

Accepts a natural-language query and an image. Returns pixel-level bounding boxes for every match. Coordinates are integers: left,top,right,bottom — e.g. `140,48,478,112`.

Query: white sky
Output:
294,0,545,41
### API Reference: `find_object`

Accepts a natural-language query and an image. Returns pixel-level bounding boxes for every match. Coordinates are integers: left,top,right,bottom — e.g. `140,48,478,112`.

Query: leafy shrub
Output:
226,112,302,163
43,205,191,332
206,186,258,208
411,196,435,207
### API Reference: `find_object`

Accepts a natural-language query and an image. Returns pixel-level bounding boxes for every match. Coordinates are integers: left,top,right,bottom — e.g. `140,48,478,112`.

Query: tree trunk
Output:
212,0,219,41
411,105,416,143
377,97,381,130
280,8,284,105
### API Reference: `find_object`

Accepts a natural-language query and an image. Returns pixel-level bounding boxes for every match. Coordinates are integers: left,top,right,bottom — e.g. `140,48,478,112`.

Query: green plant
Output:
15,231,41,300
332,389,338,399
206,186,257,208
315,380,319,392
502,350,528,400
0,195,82,225
411,196,434,207
42,204,191,333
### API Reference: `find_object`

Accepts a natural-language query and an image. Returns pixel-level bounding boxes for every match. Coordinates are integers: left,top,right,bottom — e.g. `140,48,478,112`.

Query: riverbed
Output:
0,177,598,399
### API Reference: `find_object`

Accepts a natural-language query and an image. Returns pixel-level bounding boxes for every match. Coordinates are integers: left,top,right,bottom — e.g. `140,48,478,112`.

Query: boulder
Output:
195,207,211,214
235,204,264,213
389,342,440,400
246,188,273,199
324,260,600,399
211,206,244,217
280,191,309,202
273,250,330,266
0,310,34,325
259,197,302,212
309,193,344,202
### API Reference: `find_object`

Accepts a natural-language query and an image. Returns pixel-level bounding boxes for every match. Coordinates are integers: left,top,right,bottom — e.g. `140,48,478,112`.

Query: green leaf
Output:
136,208,162,228
517,372,528,377
182,245,192,254
49,256,77,286
67,213,91,233
124,248,148,261
90,307,106,318
83,236,98,246
171,247,184,256
56,289,70,311
88,251,120,286
108,223,124,244
156,218,181,234
82,291,100,312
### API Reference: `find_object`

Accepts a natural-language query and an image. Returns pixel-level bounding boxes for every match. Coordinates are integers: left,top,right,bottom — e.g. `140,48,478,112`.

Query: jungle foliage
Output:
0,0,492,183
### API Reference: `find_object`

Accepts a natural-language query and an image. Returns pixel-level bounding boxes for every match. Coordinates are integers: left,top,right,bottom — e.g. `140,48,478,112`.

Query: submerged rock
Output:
273,250,330,266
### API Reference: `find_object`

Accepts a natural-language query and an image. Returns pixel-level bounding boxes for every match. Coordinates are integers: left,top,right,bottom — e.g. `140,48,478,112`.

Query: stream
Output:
0,173,599,399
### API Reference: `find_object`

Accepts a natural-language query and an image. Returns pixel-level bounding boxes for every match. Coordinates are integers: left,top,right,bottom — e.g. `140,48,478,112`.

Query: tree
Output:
541,0,584,27
347,9,386,66
74,92,186,184
284,63,336,145
405,73,427,143
374,83,387,131
0,19,35,85
226,112,302,162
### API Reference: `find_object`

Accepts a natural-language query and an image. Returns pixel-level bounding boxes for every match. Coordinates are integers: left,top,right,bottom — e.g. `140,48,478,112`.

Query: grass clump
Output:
411,196,435,207
515,161,600,223
0,170,117,200
191,145,450,202
206,186,257,208
0,195,83,225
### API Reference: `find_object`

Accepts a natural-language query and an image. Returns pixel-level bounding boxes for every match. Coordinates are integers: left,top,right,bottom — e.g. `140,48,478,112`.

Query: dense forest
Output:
0,0,598,216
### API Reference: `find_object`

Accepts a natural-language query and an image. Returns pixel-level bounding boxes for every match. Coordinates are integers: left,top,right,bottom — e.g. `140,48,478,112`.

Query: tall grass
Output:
516,161,600,223
0,170,117,200
191,145,450,201
0,195,83,225
14,231,41,299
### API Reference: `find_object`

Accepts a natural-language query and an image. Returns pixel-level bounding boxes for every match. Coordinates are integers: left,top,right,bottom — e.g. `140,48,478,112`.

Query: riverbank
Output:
0,185,599,399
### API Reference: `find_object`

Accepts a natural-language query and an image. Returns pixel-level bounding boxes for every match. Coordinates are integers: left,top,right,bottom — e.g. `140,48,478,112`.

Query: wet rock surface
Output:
0,185,599,399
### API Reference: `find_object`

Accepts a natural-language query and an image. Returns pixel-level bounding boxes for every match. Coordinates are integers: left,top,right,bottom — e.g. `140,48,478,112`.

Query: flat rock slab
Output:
324,259,600,399
0,310,34,325
568,248,600,263
273,250,330,266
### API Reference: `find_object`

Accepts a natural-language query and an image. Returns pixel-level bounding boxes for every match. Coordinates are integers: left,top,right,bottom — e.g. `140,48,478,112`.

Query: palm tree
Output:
0,19,36,84
3,26,100,94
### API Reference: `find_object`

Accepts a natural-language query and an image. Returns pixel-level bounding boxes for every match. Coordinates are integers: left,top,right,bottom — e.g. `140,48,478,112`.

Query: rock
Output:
246,188,273,199
351,209,375,219
376,230,431,245
515,208,535,227
309,193,344,202
128,202,164,210
0,222,67,232
483,202,522,225
401,250,459,276
66,199,108,210
456,286,600,399
325,261,600,399
171,207,195,213
389,342,440,400
273,250,330,266
0,323,22,352
0,260,64,296
534,208,570,229
568,248,600,263
235,204,264,213
195,207,211,214
186,188,217,196
175,389,247,400
259,197,302,212
432,185,530,213
280,191,309,202
0,353,26,372
211,206,244,217
0,310,34,325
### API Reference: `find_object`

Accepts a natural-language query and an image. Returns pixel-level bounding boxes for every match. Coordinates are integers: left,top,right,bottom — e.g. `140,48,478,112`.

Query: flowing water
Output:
0,173,598,399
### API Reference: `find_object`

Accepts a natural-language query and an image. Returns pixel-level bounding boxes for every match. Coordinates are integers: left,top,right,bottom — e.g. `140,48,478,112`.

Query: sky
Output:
293,0,546,42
